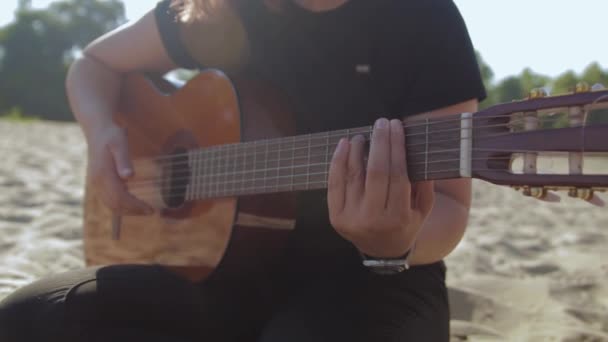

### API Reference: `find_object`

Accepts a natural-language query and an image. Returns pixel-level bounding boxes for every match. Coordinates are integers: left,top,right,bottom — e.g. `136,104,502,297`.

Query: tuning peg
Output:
538,191,561,203
568,187,593,200
569,188,606,207
522,186,545,198
529,88,548,99
520,186,561,202
587,195,605,207
575,82,591,93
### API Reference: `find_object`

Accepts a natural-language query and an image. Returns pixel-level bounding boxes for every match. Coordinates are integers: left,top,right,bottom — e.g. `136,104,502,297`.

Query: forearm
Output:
65,56,123,139
409,190,470,265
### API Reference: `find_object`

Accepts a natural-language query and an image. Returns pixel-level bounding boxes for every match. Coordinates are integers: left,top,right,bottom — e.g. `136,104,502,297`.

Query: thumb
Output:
108,137,133,180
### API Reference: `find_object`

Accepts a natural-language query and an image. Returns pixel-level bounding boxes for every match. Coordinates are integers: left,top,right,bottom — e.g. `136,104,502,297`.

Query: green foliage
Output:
0,8,604,123
0,0,125,121
475,52,607,129
0,106,38,122
476,51,607,108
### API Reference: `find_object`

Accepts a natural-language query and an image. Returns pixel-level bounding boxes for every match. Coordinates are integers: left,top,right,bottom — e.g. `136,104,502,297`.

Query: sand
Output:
1,120,607,341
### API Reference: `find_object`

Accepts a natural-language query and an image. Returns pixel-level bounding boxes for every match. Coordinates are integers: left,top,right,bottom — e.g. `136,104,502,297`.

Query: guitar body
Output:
83,70,297,282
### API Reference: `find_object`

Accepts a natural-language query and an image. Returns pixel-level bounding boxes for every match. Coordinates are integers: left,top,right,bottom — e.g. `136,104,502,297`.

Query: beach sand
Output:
1,120,607,341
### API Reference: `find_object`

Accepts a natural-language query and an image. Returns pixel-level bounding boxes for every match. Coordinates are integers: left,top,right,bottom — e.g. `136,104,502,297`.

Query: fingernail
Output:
121,169,133,177
375,118,388,129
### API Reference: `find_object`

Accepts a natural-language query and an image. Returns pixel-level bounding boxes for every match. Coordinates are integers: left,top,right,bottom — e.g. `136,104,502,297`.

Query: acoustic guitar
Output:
83,70,608,282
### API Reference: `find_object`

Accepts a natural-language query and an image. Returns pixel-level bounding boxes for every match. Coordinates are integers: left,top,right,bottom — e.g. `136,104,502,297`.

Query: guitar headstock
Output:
471,82,608,203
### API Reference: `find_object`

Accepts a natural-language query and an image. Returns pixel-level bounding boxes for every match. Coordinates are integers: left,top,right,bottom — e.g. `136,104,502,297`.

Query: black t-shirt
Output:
154,0,485,260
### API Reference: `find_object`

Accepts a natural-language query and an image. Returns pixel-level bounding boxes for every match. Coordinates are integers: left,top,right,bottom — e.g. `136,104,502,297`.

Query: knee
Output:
0,278,72,342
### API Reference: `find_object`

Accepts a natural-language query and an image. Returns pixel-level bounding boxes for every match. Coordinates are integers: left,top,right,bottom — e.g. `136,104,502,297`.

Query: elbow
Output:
65,56,83,97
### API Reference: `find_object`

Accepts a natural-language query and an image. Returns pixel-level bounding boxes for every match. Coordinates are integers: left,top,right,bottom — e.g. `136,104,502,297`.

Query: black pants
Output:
0,256,448,341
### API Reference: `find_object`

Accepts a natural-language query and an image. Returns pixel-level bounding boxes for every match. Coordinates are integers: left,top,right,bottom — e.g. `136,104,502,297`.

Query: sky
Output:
0,0,606,83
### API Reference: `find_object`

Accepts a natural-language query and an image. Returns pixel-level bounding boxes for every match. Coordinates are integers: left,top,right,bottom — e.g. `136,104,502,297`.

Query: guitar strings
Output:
126,121,599,192
129,149,575,199
128,144,607,199
125,133,599,195
132,163,602,203
135,111,588,165
131,115,585,174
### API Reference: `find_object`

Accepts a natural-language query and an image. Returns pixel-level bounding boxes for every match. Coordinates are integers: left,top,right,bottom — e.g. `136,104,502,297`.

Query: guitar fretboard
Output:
172,118,466,200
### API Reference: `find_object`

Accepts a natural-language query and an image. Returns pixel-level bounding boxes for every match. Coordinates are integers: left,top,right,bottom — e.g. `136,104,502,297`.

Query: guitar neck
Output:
185,115,468,200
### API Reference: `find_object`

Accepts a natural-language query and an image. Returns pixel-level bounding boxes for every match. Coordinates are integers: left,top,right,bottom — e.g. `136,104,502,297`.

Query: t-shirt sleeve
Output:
400,0,486,116
154,0,200,69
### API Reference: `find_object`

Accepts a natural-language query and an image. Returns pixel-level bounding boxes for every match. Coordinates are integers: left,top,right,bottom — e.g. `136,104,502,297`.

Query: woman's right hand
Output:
87,124,154,216
66,9,178,216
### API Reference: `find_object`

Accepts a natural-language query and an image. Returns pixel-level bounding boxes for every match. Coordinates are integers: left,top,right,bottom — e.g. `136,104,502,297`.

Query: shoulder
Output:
378,0,459,13
370,0,464,27
155,0,251,70
368,0,472,48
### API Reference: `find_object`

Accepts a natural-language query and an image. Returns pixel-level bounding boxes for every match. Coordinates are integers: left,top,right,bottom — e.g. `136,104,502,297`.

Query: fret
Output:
425,119,429,180
206,147,212,198
217,145,227,197
290,136,295,191
185,152,192,200
306,134,311,190
273,139,281,191
198,149,204,200
197,150,203,200
223,144,229,197
196,150,202,200
231,143,236,196
214,146,220,198
203,148,209,199
264,140,269,193
186,150,199,200
207,148,213,199
252,140,257,194
197,150,202,200
240,142,246,195
222,144,228,197
324,131,330,185
224,145,230,196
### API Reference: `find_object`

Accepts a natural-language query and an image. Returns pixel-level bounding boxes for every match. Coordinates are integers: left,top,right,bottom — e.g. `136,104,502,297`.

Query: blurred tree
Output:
551,70,579,95
581,62,608,87
476,51,494,89
519,68,550,95
49,0,125,51
475,51,496,109
493,76,525,104
0,0,125,121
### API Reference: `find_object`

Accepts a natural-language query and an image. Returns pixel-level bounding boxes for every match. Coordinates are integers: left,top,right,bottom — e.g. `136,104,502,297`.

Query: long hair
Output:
171,0,283,22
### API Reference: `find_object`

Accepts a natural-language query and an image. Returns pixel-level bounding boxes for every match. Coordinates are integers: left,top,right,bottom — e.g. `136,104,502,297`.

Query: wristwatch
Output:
361,244,415,275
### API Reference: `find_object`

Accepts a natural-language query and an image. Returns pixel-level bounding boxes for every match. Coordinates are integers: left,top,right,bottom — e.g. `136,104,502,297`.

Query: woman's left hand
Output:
327,118,435,258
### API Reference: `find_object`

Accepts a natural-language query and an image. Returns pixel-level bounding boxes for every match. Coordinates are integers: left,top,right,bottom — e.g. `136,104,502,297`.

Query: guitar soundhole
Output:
162,147,190,208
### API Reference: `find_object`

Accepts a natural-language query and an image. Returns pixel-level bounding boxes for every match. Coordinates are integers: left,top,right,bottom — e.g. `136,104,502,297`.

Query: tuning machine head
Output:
568,187,593,200
511,186,606,205
574,82,606,93
522,186,546,199
529,88,548,99
512,186,605,206
575,82,591,93
514,186,560,202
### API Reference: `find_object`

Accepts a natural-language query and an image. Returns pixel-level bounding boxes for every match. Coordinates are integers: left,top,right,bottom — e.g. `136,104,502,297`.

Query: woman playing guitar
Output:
1,0,489,340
